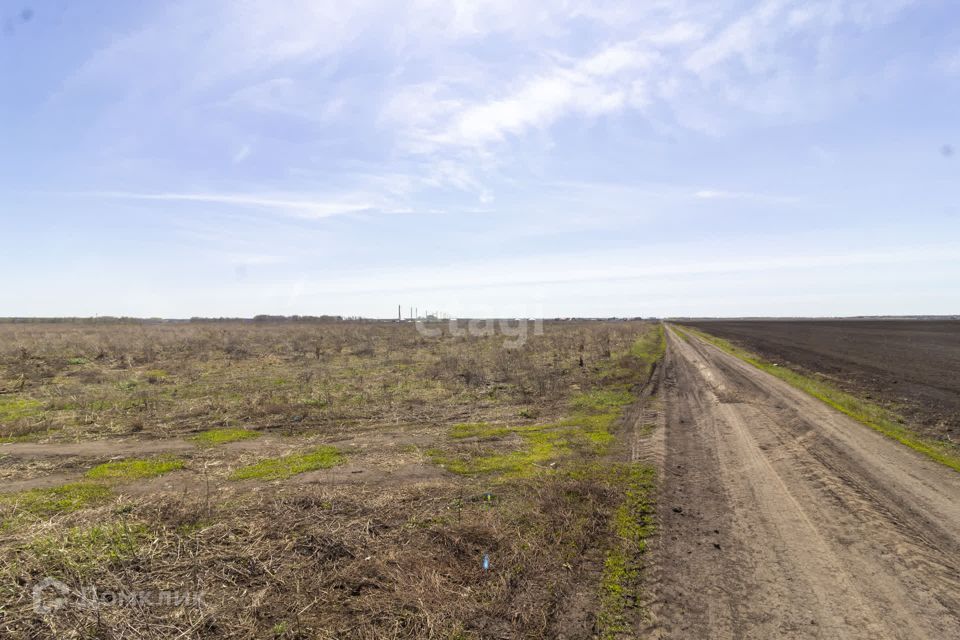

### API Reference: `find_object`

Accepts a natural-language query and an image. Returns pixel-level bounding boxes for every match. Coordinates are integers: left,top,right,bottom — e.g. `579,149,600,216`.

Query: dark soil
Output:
683,320,960,443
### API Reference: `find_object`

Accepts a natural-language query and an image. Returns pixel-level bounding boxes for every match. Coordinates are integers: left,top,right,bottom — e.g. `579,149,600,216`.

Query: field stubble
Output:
0,320,664,638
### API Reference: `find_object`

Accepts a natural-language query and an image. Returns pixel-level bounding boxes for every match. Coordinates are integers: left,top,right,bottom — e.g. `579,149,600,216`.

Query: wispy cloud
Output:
378,0,921,163
231,144,252,164
47,0,924,204
693,189,799,204
7,0,953,318
940,49,960,75
87,191,378,219
230,242,960,297
415,43,657,150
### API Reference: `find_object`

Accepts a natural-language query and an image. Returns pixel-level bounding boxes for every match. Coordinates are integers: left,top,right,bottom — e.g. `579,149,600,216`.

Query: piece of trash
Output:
482,554,490,571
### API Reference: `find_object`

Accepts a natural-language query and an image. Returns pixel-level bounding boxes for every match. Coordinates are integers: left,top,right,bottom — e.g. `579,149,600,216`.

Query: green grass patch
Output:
0,431,53,444
86,457,185,481
27,520,149,575
593,463,656,638
449,422,513,439
191,428,261,445
144,369,168,384
433,429,569,477
570,389,635,414
230,446,344,481
677,325,960,474
0,396,43,422
436,379,639,477
629,323,666,369
436,325,667,479
599,323,666,386
559,386,639,451
0,482,112,519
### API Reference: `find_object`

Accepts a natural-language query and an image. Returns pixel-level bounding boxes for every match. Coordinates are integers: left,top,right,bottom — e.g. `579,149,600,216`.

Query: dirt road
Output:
647,326,960,639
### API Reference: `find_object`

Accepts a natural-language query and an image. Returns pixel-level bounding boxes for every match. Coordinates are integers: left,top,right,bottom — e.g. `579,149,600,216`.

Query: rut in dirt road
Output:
647,326,960,640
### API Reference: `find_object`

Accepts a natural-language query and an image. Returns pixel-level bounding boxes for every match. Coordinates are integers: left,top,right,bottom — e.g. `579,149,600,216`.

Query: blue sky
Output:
2,0,958,318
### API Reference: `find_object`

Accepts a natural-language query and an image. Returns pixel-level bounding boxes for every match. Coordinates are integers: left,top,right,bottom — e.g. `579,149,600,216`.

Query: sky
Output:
1,0,958,318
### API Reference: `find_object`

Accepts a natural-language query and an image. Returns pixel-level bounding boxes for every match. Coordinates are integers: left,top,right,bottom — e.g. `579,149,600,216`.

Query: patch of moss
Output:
594,463,656,638
230,446,344,481
86,457,184,481
434,429,569,477
449,422,513,439
0,396,43,422
191,428,261,445
0,482,112,518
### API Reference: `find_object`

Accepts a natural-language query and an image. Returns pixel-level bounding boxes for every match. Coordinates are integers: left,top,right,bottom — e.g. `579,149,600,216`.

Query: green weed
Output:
86,457,184,480
449,422,513,439
594,463,656,638
230,446,344,481
0,482,112,518
0,396,42,422
630,323,666,368
191,428,261,445
433,429,568,476
571,389,635,414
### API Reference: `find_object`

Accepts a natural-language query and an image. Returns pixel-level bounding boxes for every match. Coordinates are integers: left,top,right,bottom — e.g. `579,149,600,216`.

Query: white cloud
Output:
89,191,377,219
403,42,657,150
376,0,922,160
229,242,960,298
56,0,927,205
232,144,252,164
940,49,960,75
693,189,798,204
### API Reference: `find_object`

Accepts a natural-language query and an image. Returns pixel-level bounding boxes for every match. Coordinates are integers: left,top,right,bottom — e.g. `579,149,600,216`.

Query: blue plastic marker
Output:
482,554,490,571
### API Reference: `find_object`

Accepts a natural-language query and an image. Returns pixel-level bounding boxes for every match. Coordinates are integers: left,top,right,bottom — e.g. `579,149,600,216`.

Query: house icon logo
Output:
32,577,71,614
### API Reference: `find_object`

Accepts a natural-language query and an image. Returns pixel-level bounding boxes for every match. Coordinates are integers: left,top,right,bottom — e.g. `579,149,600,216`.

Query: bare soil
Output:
646,327,960,638
683,319,960,442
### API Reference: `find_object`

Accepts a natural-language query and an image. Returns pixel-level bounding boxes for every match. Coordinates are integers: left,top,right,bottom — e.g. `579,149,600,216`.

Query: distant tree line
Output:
0,315,366,324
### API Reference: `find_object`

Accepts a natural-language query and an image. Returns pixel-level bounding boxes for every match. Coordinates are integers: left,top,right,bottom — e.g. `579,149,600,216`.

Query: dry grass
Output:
0,320,647,442
0,319,663,638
